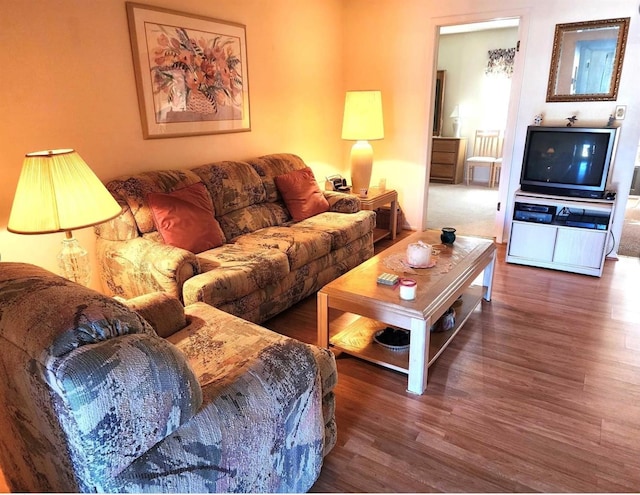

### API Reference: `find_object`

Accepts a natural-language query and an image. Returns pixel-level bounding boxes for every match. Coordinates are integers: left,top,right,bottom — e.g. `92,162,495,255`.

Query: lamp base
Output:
350,140,374,197
452,118,461,138
58,236,91,286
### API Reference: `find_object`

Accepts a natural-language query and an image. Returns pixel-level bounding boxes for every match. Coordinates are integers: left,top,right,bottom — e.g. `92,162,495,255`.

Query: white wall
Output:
439,27,519,138
438,27,519,183
502,1,640,251
343,0,640,254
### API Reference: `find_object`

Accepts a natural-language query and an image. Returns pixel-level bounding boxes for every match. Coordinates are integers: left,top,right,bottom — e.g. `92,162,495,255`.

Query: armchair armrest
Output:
323,190,360,213
121,292,187,338
97,237,199,302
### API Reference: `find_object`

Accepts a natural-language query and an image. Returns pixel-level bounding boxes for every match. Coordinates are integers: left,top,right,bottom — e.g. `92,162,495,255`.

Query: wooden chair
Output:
466,130,502,187
492,157,503,188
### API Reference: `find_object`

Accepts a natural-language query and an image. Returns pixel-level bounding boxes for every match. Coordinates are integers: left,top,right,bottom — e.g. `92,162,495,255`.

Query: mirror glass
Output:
433,70,445,136
546,18,629,102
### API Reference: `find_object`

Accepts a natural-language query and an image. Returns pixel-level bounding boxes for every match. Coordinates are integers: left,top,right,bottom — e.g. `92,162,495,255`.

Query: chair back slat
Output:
472,130,501,158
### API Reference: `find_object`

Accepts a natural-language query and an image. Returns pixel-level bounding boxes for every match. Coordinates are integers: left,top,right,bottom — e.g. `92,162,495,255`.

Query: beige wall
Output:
0,0,344,288
1,0,639,288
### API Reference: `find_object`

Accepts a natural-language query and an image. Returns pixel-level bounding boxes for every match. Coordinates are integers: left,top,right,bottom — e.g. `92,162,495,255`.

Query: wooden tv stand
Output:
506,190,616,277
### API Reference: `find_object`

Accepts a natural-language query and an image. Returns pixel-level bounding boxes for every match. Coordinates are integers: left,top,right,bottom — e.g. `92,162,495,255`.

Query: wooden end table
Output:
317,230,496,394
357,187,398,243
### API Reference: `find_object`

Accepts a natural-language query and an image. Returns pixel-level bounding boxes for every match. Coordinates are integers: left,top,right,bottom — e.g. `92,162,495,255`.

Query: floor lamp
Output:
341,90,384,197
8,149,122,286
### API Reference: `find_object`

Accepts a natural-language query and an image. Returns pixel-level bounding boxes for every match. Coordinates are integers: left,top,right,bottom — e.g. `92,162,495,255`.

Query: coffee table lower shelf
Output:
329,285,485,374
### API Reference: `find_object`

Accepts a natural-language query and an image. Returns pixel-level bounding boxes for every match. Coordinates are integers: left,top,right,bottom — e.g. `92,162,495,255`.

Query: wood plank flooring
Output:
1,232,638,492
265,233,640,492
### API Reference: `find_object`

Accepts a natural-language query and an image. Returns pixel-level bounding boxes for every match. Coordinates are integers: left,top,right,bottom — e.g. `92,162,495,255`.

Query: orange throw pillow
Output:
147,182,225,253
274,167,330,222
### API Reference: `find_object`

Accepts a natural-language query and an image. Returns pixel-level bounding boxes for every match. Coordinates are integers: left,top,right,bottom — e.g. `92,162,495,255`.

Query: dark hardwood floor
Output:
264,232,640,492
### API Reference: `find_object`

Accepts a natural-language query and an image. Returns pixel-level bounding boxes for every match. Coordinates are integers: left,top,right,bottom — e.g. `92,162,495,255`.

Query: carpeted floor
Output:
618,196,640,257
426,183,498,238
426,185,639,257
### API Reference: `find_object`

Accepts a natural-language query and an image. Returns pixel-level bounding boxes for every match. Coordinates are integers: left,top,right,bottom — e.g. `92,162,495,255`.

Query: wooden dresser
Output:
430,137,467,184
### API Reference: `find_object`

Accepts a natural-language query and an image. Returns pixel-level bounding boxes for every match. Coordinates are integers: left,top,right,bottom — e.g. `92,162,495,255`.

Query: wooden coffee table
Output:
317,230,496,394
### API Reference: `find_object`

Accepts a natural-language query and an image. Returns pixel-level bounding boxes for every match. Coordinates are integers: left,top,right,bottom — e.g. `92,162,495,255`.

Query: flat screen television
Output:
519,125,618,199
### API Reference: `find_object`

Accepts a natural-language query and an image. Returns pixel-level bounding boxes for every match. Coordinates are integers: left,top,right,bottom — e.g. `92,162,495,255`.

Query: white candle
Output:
399,278,417,300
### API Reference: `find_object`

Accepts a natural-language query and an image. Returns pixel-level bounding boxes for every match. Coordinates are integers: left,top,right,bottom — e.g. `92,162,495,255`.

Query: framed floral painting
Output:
126,3,250,138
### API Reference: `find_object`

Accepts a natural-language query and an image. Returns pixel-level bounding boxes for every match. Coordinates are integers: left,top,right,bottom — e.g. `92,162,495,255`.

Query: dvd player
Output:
515,203,554,213
514,202,557,224
564,214,609,230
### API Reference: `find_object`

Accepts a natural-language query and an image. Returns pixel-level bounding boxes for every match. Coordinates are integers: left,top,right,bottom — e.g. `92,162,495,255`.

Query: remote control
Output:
377,272,399,286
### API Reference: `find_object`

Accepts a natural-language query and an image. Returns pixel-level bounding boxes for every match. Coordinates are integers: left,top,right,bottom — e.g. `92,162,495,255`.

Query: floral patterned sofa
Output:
0,262,337,492
96,153,375,323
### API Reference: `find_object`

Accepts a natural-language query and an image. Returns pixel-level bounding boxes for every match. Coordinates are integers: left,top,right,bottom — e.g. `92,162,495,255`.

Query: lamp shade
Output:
8,149,122,235
450,105,460,118
341,91,384,141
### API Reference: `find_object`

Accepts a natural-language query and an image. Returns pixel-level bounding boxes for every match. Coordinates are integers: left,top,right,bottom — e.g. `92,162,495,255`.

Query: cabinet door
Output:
553,228,606,269
508,222,557,262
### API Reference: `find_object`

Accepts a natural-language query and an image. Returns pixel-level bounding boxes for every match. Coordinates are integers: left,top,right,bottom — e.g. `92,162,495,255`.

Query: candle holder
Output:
441,227,456,244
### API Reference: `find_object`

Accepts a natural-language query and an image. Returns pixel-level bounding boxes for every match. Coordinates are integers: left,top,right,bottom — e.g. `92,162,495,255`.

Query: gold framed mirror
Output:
546,17,629,102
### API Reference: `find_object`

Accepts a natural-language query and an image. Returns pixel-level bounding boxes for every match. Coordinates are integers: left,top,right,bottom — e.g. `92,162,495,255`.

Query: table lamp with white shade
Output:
7,149,122,286
341,90,384,197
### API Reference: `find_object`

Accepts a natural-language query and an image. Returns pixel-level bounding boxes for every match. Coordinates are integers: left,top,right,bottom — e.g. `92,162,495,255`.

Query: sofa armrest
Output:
97,237,200,302
323,190,360,213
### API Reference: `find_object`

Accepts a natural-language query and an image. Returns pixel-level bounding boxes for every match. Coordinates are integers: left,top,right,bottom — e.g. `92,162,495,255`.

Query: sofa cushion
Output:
248,153,308,202
106,170,203,234
291,210,377,250
212,233,373,323
191,160,267,217
274,167,330,221
235,226,333,270
217,202,291,242
183,244,290,306
148,183,225,253
190,160,293,241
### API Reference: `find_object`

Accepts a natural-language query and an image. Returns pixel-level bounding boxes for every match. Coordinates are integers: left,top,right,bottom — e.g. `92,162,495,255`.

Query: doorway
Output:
618,142,640,257
426,18,520,240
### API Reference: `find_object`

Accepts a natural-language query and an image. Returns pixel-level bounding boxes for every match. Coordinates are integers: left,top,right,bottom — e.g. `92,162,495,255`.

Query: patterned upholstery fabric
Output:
234,226,333,270
0,263,201,492
247,153,308,202
216,202,291,242
171,302,338,458
191,160,267,217
215,238,373,323
0,263,337,493
95,153,376,323
121,291,187,338
292,210,377,250
187,244,291,306
107,170,204,234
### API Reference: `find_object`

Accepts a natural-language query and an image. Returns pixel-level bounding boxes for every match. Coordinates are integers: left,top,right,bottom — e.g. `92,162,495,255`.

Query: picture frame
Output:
126,2,250,139
546,17,629,103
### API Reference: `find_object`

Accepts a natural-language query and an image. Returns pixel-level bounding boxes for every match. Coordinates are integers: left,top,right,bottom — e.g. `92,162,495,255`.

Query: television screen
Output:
520,126,617,198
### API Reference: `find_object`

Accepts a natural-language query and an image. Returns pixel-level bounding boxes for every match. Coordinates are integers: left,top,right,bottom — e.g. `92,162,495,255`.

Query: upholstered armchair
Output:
0,262,336,492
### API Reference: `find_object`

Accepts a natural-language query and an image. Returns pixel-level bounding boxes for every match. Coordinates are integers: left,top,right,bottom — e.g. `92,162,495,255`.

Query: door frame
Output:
425,9,531,244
